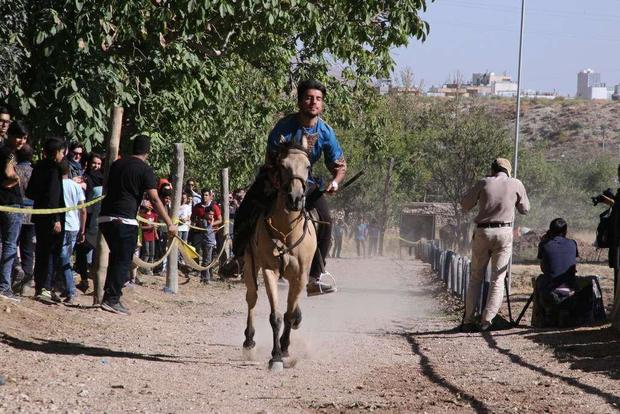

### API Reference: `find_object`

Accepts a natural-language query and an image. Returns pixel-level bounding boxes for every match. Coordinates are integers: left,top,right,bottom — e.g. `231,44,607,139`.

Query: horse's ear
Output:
301,134,309,150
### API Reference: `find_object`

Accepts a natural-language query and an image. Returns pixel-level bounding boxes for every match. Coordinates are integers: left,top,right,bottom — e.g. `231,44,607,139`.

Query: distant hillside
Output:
482,99,620,159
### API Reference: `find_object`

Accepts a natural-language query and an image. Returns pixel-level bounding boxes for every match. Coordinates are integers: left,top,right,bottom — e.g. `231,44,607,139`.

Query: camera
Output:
591,188,614,206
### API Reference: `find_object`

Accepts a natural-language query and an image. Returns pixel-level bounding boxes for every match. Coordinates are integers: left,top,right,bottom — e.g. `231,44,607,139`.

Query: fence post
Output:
92,106,123,305
165,143,184,294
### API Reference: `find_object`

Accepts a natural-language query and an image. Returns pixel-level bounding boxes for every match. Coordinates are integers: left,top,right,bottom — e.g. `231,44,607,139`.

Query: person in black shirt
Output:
0,121,27,302
26,137,66,302
98,135,177,315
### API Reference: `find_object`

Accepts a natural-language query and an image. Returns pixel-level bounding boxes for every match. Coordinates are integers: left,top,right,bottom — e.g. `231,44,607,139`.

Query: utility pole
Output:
92,106,123,305
165,143,184,293
506,0,526,312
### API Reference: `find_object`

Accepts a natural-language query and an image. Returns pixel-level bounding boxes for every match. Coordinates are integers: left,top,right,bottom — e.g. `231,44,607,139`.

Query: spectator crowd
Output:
0,107,245,307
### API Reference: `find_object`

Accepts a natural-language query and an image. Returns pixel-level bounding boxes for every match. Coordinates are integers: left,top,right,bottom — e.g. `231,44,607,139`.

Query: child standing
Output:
139,200,157,275
59,160,86,304
195,210,217,284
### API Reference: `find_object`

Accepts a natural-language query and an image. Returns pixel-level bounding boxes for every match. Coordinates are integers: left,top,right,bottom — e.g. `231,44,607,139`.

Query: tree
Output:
420,98,512,250
2,0,434,187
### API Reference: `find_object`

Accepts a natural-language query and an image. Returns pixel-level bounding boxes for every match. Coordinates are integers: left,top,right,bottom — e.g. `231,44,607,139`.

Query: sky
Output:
392,0,620,96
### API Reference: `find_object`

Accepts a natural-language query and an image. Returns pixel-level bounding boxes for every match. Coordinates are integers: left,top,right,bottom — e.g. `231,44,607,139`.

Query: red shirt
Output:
140,210,158,242
191,202,221,222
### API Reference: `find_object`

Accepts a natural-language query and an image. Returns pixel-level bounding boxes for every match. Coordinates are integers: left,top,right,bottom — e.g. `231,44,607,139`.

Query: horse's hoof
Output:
243,340,255,349
268,360,284,372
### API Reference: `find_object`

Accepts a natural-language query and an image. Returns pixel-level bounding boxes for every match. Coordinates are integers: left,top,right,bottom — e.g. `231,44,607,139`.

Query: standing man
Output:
460,158,530,332
26,137,66,302
98,135,177,315
229,79,347,296
0,121,27,301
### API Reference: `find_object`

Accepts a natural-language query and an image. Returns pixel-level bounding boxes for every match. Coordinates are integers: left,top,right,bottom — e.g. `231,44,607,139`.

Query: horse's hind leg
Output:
280,277,305,357
263,269,283,371
243,254,258,350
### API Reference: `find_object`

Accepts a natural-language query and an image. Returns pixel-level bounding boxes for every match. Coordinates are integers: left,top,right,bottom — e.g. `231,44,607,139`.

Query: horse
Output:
242,139,317,371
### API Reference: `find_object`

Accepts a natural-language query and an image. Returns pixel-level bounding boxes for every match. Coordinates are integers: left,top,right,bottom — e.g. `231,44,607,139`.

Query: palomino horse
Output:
242,139,317,371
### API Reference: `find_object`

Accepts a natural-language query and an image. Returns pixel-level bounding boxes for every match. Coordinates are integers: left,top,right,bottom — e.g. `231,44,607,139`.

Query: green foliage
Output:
518,148,617,231
1,0,433,189
420,99,512,215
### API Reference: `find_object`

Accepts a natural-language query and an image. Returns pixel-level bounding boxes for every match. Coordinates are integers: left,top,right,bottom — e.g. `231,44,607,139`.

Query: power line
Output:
426,19,620,44
436,0,620,23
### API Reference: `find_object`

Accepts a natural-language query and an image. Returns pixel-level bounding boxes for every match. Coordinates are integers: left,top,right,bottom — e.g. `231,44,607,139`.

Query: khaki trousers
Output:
464,227,513,325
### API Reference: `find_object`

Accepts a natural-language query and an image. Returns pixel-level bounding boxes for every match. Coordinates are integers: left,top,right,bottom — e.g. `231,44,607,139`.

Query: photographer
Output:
601,166,620,299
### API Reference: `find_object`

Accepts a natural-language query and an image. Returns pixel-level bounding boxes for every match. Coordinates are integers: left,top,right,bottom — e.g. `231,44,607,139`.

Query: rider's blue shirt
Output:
267,115,344,174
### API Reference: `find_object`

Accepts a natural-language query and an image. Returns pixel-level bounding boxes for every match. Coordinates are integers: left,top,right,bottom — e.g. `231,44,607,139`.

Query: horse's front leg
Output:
263,268,284,371
242,252,258,350
280,269,307,357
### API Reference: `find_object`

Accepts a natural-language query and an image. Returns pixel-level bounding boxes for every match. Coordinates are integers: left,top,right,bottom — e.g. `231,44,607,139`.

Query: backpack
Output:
595,208,612,248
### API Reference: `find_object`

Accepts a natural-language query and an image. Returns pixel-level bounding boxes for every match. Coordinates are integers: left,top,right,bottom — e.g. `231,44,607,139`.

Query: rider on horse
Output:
229,79,346,296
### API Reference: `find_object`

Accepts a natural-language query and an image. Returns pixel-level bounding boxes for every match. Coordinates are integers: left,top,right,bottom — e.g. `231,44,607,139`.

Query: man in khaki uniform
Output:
460,158,530,332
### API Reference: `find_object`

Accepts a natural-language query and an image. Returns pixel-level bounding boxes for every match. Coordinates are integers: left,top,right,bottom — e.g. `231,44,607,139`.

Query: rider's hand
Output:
167,224,178,237
325,180,339,194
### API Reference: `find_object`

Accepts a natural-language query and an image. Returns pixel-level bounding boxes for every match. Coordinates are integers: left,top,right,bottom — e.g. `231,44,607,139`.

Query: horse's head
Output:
277,140,311,212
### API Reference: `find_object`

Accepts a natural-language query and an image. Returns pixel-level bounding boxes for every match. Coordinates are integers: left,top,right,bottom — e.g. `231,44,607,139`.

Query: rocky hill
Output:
484,99,620,159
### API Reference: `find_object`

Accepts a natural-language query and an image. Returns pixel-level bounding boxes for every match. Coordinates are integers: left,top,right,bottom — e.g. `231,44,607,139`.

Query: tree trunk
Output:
165,143,184,293
92,106,123,305
379,158,394,256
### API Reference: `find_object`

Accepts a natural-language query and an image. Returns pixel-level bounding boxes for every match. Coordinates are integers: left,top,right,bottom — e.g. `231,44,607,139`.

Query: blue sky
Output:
392,0,620,96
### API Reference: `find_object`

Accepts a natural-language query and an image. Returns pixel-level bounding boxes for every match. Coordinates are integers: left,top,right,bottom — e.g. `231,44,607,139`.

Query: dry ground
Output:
1,254,619,413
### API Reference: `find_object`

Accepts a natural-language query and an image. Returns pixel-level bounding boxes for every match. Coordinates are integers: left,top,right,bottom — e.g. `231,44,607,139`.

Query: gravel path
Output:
1,257,619,413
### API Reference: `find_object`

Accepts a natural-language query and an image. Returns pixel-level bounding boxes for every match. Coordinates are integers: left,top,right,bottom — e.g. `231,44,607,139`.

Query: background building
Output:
576,69,608,100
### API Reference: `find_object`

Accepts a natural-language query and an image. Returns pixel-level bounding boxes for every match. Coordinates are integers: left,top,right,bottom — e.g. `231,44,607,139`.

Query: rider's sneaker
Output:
307,275,337,297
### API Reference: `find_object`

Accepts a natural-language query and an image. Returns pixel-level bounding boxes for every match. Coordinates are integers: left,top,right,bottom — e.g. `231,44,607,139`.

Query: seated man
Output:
536,218,580,326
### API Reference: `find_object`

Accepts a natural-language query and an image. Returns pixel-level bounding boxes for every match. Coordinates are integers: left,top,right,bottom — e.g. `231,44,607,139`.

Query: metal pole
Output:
513,0,525,178
507,0,525,321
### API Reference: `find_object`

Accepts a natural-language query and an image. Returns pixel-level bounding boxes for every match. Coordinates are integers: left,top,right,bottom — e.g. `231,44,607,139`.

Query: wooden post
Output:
92,106,123,305
221,168,230,239
165,143,184,293
378,157,394,256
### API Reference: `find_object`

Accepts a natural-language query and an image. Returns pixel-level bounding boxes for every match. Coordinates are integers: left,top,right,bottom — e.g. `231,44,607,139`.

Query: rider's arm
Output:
322,123,347,192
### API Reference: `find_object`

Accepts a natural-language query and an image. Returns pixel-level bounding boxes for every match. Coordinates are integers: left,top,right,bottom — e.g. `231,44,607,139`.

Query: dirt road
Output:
1,257,619,413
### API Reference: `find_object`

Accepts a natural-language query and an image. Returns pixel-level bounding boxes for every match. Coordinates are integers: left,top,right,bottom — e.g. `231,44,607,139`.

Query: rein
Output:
264,210,310,275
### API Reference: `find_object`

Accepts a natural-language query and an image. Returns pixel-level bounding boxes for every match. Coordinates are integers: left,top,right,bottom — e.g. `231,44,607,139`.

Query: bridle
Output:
264,146,312,275
276,147,309,195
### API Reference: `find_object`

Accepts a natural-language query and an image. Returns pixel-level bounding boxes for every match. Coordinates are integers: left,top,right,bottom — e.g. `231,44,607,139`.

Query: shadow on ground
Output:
525,326,620,380
0,333,184,363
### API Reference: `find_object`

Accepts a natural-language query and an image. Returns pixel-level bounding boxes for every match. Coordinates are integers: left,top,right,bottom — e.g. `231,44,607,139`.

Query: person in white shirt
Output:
178,192,192,242
59,160,86,304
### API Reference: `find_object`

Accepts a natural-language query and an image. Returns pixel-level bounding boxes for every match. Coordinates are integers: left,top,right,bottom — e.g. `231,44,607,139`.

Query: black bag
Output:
595,208,612,248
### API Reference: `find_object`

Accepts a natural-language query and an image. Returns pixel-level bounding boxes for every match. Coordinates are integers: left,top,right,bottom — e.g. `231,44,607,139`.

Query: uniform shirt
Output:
99,157,157,224
460,172,530,224
267,115,346,185
537,236,578,279
62,178,85,232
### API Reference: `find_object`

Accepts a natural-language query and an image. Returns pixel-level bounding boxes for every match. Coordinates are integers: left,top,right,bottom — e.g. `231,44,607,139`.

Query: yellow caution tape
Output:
132,235,231,272
0,196,104,214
